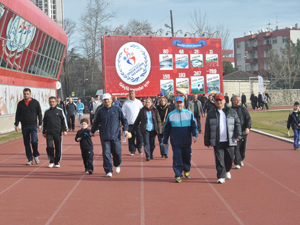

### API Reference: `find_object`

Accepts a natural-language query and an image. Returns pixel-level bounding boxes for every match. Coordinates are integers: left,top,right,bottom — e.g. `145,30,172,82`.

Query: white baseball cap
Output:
102,93,112,100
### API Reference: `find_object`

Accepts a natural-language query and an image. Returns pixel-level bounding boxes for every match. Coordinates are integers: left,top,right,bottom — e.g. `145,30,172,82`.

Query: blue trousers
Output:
293,129,300,148
172,146,192,177
157,134,169,156
101,138,122,174
128,124,143,154
143,130,156,158
22,126,39,161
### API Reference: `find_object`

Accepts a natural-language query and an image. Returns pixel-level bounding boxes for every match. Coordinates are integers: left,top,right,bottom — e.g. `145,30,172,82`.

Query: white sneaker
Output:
48,163,54,168
106,172,113,177
217,178,225,184
34,157,40,164
226,172,231,179
241,161,244,167
26,161,33,165
55,164,60,168
234,165,241,169
115,166,121,173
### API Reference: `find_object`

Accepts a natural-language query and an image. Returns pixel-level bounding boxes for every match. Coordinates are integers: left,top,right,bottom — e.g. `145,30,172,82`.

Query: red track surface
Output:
1,116,300,225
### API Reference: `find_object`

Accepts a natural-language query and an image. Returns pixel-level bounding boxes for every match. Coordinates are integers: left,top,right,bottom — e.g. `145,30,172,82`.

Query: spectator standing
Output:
241,93,247,108
224,93,229,107
91,93,129,177
251,93,258,110
156,97,171,158
203,95,216,115
87,97,94,126
122,90,143,155
257,92,263,109
112,96,122,108
231,95,252,169
66,98,77,131
204,94,241,184
133,98,162,161
14,88,42,165
75,118,94,174
188,94,204,133
91,95,102,124
76,99,84,127
262,92,270,110
287,102,300,150
57,97,66,115
163,96,198,183
42,96,68,168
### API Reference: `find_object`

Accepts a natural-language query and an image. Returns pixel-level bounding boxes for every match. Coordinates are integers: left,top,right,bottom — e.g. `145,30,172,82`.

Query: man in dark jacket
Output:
91,93,129,177
287,102,300,150
14,88,42,165
204,95,215,115
204,94,242,184
43,96,68,168
251,93,258,110
188,94,204,133
232,95,252,169
88,97,94,126
224,93,229,106
66,98,77,131
241,93,247,108
257,92,263,109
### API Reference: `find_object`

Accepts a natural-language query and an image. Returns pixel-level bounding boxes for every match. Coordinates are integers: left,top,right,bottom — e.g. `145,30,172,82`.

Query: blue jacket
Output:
91,105,129,141
88,101,93,112
163,108,198,147
76,102,84,113
113,100,122,108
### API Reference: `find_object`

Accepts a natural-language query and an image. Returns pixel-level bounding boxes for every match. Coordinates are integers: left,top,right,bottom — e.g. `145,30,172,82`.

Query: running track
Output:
1,117,300,224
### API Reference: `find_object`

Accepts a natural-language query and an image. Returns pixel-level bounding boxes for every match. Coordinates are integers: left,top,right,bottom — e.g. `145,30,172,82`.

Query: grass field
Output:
0,132,22,145
249,109,293,139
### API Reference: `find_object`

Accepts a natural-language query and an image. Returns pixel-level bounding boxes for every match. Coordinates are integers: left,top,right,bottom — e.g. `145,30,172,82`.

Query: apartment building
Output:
30,0,63,27
234,24,300,75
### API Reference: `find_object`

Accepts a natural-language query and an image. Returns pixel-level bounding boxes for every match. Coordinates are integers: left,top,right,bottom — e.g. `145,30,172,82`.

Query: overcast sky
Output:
64,0,300,49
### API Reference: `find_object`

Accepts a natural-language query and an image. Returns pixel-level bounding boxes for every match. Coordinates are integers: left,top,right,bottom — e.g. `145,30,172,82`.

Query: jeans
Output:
172,146,192,177
157,134,169,156
22,126,39,161
77,113,83,126
143,130,156,158
101,138,122,174
213,142,234,179
128,124,143,154
293,129,300,148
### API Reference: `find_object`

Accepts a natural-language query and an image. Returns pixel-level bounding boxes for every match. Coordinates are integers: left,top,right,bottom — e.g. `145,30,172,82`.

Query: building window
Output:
236,43,241,49
237,54,241,61
282,36,288,43
272,38,277,44
245,41,250,47
266,38,271,45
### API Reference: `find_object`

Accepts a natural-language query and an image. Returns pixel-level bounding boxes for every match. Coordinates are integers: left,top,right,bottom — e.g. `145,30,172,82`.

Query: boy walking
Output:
43,96,68,168
287,102,300,150
75,118,94,174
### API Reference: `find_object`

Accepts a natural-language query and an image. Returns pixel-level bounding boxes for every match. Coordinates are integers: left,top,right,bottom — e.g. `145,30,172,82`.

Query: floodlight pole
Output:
170,10,174,37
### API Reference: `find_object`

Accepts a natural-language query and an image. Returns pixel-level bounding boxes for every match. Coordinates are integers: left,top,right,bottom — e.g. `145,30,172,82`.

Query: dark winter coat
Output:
75,128,93,150
14,98,42,127
231,105,252,136
42,107,68,135
287,111,300,130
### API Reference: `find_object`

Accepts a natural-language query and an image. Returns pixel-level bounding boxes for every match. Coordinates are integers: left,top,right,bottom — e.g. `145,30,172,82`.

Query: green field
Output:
0,132,23,145
249,109,293,139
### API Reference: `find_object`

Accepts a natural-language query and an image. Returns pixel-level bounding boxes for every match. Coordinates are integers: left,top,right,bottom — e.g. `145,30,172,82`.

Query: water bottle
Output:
123,131,126,142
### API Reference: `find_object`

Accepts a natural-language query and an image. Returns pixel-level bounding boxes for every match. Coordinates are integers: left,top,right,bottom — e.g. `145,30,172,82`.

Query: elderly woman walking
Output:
133,98,162,161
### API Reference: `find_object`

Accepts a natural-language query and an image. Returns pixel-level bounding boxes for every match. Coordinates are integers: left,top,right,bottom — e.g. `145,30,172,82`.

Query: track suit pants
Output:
81,147,94,172
101,138,122,174
46,134,62,165
234,137,248,166
67,115,75,130
213,142,234,179
172,146,192,177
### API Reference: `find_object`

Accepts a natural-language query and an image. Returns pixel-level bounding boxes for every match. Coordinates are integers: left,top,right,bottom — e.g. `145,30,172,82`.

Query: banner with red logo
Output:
102,35,223,97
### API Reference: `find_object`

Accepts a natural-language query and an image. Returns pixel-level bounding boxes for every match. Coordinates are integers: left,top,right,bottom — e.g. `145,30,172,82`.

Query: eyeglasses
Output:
81,123,88,126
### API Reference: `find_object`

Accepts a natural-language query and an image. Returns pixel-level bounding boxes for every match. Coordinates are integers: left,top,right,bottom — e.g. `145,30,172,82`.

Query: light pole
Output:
165,10,174,37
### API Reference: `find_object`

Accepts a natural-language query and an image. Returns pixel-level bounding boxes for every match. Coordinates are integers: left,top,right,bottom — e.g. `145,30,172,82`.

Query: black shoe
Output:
162,155,165,158
150,156,154,160
146,157,150,161
164,154,168,158
88,170,93,174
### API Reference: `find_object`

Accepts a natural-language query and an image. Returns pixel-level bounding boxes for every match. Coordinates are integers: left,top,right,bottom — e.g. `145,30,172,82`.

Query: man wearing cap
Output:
204,94,242,184
163,96,198,183
91,93,129,177
122,90,143,155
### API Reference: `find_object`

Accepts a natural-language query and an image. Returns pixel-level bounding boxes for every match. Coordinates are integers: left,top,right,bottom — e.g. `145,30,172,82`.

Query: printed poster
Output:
190,54,203,68
175,54,189,69
206,54,218,67
160,79,174,95
191,76,204,94
176,78,189,95
206,74,220,93
159,54,173,70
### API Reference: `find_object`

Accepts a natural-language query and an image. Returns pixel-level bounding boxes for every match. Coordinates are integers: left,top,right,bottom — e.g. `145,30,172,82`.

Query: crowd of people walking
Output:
14,88,256,184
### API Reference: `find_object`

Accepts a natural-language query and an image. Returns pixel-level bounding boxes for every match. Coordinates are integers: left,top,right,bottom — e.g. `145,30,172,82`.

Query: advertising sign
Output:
102,35,223,97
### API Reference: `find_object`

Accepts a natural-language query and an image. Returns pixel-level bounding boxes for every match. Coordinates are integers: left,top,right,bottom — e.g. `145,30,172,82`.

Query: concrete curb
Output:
251,128,294,144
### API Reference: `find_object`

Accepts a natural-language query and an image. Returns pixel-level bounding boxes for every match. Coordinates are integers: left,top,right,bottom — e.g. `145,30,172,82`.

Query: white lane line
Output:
245,162,300,198
192,161,245,225
45,147,102,224
140,155,145,225
0,142,75,196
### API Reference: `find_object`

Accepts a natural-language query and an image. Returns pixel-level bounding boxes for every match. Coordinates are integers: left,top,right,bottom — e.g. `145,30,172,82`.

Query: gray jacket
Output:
188,100,204,116
204,107,242,147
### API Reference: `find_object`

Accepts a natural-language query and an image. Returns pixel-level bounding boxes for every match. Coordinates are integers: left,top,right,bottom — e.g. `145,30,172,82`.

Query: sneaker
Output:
48,163,54,168
129,153,135,156
150,156,154,160
115,166,121,173
55,164,60,168
26,161,33,165
106,172,113,177
164,154,168,158
241,161,244,167
34,157,40,164
84,170,89,174
217,178,225,184
88,170,93,174
183,171,190,179
146,157,150,161
226,172,231,179
175,177,182,183
234,165,241,169
139,151,143,155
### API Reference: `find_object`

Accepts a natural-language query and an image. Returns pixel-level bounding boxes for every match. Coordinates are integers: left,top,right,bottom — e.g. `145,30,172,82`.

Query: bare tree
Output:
189,9,232,51
63,18,76,48
114,19,153,36
79,0,115,90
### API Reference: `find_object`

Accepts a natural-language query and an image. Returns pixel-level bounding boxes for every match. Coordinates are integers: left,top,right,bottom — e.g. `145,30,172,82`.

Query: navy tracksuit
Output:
75,128,94,172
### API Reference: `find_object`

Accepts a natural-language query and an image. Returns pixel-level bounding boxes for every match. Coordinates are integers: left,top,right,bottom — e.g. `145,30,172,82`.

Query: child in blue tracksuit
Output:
287,102,300,150
75,118,94,173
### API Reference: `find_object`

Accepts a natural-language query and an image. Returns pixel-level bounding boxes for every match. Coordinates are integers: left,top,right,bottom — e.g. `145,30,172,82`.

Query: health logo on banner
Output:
115,42,151,85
